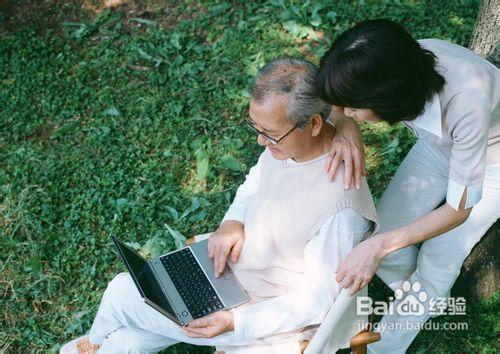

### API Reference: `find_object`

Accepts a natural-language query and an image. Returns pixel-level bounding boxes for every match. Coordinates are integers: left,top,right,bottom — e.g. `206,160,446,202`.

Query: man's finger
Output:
189,316,211,328
184,330,204,338
208,239,215,259
217,246,229,275
213,245,221,277
231,237,244,263
184,326,210,337
343,147,353,190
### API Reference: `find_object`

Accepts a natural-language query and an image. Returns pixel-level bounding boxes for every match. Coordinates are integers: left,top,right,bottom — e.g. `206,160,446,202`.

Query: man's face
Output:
248,95,307,160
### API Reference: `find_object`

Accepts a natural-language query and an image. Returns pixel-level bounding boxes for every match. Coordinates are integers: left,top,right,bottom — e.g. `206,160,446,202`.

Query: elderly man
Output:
61,58,378,354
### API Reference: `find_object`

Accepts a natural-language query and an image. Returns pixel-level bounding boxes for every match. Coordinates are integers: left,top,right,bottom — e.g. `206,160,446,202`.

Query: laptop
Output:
111,236,249,326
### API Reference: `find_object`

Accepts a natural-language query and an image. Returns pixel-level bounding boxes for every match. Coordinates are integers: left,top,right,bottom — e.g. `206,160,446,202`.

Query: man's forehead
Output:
249,94,289,120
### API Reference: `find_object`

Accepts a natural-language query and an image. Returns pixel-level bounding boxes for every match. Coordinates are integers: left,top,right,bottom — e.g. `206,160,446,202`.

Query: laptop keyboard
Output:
160,248,224,319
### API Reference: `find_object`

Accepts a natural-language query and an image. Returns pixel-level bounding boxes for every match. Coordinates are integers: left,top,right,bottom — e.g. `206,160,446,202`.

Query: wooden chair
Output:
186,236,381,353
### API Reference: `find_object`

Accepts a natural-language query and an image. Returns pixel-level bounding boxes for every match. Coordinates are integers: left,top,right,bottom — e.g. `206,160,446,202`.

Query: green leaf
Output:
282,21,318,39
326,11,338,21
210,3,231,16
115,198,129,209
103,106,121,117
164,223,186,250
196,157,209,181
220,154,243,172
164,206,179,220
140,237,166,258
189,210,206,222
125,241,141,251
130,18,156,26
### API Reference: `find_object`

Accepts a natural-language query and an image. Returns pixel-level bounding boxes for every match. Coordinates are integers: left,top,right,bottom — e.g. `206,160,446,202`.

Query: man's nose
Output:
257,134,267,146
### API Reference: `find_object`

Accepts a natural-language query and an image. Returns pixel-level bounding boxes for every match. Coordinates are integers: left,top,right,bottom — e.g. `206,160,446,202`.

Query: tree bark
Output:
469,0,500,66
452,1,500,302
453,221,500,300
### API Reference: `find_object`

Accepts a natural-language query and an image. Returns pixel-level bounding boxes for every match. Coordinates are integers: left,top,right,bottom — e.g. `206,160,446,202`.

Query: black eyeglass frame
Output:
245,116,301,145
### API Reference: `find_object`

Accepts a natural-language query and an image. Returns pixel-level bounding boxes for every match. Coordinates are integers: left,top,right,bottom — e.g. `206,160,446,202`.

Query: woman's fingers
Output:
352,144,363,190
349,277,363,296
335,270,345,283
328,150,342,182
361,150,367,176
343,147,353,190
325,148,334,173
339,275,354,289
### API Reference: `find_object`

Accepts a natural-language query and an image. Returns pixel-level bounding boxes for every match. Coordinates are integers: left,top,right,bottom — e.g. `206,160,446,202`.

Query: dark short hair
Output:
316,19,445,124
251,58,331,126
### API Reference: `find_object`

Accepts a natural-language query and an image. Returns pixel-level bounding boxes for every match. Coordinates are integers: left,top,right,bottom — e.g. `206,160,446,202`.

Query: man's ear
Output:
310,114,324,137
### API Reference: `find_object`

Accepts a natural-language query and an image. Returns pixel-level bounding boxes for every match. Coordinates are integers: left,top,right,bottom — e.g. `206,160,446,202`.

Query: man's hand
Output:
326,110,366,190
335,236,384,295
183,311,234,338
208,220,245,278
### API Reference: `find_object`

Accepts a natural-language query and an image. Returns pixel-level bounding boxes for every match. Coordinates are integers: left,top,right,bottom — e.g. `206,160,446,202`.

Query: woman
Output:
316,19,499,353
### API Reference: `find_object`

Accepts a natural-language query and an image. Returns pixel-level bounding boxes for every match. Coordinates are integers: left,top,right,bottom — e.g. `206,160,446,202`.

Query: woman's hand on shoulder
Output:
326,111,366,190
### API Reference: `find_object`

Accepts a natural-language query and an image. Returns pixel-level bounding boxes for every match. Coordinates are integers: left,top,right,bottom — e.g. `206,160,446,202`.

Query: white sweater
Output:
219,148,378,348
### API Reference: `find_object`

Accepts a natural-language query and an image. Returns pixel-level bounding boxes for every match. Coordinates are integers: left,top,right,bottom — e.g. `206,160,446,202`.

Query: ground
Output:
0,0,498,352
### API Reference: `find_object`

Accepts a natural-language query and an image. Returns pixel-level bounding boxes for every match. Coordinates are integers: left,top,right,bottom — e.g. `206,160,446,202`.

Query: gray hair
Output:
250,58,331,127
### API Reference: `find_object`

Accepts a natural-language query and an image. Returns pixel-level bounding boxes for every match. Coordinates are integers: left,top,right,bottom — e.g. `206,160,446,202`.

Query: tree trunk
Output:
453,221,500,300
469,0,500,66
452,1,500,302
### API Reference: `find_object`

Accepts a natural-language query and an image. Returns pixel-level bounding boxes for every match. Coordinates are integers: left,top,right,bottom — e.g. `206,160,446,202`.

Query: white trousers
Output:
367,140,500,354
88,273,302,354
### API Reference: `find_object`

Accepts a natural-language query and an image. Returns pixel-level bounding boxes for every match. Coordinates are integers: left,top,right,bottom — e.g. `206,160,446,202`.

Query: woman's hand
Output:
183,311,234,338
335,236,384,295
208,220,245,278
326,111,366,190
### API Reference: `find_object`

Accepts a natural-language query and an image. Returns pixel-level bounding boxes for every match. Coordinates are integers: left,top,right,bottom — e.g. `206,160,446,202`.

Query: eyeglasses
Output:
245,116,300,145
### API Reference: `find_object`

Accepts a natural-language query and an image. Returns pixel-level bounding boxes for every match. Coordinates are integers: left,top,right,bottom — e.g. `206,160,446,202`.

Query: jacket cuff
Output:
446,179,483,210
221,207,246,225
230,307,245,341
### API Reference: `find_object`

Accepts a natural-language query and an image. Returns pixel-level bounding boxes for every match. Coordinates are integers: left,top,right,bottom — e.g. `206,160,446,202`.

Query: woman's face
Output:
336,106,382,124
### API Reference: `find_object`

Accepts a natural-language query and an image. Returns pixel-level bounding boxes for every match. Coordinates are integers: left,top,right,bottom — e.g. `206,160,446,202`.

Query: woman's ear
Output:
344,107,355,118
310,114,324,137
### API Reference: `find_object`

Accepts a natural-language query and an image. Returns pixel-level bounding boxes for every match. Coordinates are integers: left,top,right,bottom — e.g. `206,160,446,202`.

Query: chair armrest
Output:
349,331,381,346
185,233,212,246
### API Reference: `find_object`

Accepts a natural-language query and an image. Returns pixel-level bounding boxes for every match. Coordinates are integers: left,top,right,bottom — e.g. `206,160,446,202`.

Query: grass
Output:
1,0,497,352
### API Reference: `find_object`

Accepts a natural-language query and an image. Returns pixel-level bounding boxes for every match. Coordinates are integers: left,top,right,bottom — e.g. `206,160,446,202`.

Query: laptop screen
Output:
111,236,178,322
115,238,148,279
